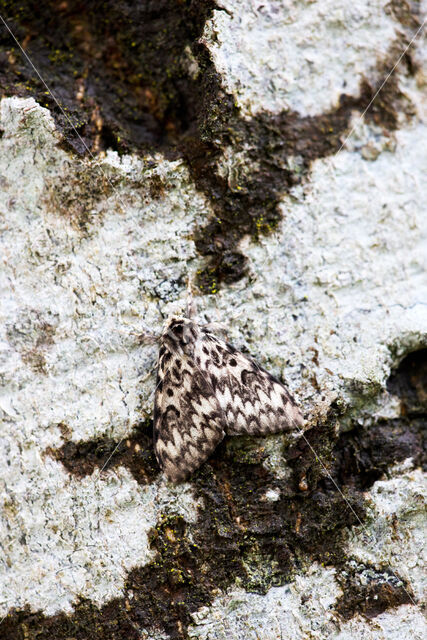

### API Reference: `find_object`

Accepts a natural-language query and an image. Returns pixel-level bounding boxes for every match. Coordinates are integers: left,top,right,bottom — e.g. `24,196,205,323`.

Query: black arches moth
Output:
153,315,305,482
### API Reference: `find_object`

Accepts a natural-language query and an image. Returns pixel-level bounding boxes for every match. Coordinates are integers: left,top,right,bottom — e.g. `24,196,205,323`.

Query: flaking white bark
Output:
0,1,426,637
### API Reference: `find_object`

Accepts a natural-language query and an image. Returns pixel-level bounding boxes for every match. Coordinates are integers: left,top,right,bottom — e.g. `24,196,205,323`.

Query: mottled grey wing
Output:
198,330,305,436
153,344,225,482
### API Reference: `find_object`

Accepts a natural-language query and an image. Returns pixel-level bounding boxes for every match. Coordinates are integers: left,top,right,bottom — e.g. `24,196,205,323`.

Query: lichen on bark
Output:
0,1,426,639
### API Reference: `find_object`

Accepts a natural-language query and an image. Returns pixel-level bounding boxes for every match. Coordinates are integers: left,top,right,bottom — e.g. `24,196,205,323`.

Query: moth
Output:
152,314,305,482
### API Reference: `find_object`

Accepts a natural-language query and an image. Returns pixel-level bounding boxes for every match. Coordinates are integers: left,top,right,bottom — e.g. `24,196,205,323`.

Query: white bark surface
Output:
0,0,426,637
204,0,399,116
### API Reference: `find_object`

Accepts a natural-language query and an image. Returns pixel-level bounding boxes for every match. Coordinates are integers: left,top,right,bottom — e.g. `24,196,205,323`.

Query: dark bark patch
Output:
332,417,425,490
0,2,421,287
0,0,218,154
387,348,427,418
336,563,413,620
326,348,427,491
0,601,143,640
49,419,159,485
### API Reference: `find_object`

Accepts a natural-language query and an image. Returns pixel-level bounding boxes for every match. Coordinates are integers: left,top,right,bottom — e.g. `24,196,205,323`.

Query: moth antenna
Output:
186,272,197,318
141,362,158,382
138,330,160,345
203,321,228,340
156,300,167,319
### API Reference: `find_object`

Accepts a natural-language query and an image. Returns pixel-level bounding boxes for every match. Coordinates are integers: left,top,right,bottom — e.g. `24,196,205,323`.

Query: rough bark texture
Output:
0,1,426,639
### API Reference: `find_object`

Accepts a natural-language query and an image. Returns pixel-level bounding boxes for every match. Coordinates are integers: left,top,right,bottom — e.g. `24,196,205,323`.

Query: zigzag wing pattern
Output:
153,322,225,482
198,328,305,436
153,317,305,482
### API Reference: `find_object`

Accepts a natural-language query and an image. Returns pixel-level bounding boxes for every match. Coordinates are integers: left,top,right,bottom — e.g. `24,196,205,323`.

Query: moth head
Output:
162,315,198,354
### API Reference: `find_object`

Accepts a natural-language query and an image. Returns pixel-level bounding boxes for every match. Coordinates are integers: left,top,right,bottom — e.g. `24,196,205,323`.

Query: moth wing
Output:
153,346,225,482
200,331,305,436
